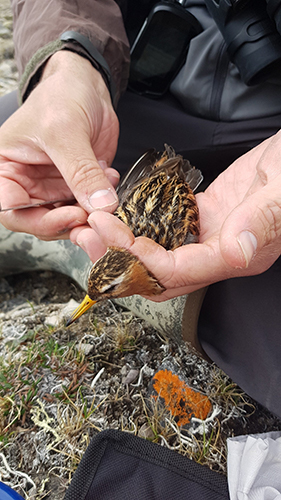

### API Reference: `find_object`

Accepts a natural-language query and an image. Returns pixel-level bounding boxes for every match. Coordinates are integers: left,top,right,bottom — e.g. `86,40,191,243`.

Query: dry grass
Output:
0,271,280,499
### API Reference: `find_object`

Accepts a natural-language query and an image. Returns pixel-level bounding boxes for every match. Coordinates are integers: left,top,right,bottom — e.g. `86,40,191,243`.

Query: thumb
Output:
220,185,281,269
46,131,119,214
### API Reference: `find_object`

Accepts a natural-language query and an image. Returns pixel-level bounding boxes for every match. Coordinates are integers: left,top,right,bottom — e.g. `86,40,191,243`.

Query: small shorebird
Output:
67,145,203,325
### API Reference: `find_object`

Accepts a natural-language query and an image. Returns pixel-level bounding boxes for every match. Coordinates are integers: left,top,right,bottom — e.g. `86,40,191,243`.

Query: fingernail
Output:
57,228,70,235
98,160,108,170
106,169,120,180
57,219,85,234
76,239,85,249
67,219,85,229
57,219,84,235
237,231,257,267
89,189,118,209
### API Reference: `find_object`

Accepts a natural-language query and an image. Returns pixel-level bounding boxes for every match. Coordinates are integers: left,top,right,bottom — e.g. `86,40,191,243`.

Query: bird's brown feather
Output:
115,145,202,250
67,146,203,325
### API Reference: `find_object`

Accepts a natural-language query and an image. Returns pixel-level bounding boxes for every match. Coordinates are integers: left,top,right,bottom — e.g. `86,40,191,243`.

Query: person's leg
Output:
198,260,281,417
115,90,281,418
114,90,281,184
0,90,18,126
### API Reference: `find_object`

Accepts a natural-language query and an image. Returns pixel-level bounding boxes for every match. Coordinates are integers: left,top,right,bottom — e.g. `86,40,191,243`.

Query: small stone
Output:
138,422,155,440
150,359,212,428
142,365,154,378
45,299,81,327
61,299,80,319
45,313,61,328
76,343,94,356
122,368,139,385
120,365,127,376
0,26,11,38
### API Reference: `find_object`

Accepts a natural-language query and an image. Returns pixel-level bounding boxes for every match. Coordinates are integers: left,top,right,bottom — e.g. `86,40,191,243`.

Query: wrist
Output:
60,31,116,106
40,50,111,101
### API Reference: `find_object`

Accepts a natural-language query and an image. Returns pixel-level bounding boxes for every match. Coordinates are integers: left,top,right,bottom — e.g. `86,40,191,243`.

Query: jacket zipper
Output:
209,40,230,121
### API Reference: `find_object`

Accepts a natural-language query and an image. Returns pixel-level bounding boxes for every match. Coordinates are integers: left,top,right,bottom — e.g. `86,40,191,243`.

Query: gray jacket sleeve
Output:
11,0,130,105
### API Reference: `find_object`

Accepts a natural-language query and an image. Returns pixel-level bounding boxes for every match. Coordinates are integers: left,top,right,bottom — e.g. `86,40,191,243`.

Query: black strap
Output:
60,31,116,104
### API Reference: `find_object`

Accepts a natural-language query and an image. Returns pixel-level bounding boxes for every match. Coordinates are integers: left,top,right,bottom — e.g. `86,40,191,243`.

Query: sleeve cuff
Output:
19,34,117,107
60,31,116,105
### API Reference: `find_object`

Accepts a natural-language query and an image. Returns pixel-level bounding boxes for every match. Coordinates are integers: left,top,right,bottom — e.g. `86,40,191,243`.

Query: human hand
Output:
70,130,281,300
0,51,120,240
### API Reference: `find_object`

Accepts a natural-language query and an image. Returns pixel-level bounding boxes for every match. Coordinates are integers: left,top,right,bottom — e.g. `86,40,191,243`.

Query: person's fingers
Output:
43,124,119,213
0,174,31,209
87,211,135,249
131,236,230,290
220,179,281,269
0,205,88,240
35,57,120,214
86,211,231,289
104,167,120,188
70,225,108,262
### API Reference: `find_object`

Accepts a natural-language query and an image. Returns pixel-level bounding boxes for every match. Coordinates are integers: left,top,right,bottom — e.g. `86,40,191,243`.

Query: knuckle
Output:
159,250,177,286
259,200,281,244
69,158,105,189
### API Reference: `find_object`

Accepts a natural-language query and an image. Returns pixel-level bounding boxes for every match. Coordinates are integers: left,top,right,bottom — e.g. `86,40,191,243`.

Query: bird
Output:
66,145,203,325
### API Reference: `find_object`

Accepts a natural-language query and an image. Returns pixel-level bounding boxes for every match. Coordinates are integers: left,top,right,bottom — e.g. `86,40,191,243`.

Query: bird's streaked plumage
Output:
67,145,203,325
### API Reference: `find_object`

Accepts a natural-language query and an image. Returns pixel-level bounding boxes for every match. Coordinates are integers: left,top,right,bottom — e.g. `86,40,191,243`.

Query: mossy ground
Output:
0,271,280,499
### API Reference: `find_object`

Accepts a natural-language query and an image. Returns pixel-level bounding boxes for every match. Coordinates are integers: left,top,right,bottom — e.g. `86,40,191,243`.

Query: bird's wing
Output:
182,161,203,192
117,146,203,205
117,148,160,204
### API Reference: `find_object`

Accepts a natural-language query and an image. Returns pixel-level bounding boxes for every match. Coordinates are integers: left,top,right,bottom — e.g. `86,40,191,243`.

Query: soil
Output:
0,270,281,499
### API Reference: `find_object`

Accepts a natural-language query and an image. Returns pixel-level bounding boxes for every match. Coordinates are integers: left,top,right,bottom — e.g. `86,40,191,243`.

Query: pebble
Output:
76,343,94,356
138,423,155,440
45,312,61,328
61,298,80,317
122,368,139,385
45,299,80,327
0,27,10,38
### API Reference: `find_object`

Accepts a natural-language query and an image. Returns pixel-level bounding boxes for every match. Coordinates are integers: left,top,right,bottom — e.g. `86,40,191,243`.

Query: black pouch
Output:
64,429,230,500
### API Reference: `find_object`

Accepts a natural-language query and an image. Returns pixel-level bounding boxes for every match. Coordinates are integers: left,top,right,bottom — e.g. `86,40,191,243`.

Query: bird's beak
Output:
66,294,96,326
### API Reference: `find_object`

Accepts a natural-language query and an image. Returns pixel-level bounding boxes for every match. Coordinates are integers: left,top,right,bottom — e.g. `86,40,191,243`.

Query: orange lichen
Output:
153,369,212,427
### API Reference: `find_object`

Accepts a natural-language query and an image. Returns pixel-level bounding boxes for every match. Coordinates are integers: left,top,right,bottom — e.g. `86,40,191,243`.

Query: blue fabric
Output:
0,482,24,500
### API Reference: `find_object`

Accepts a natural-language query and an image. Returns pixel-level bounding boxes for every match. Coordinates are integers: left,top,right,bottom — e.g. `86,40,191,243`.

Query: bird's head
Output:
66,246,165,325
